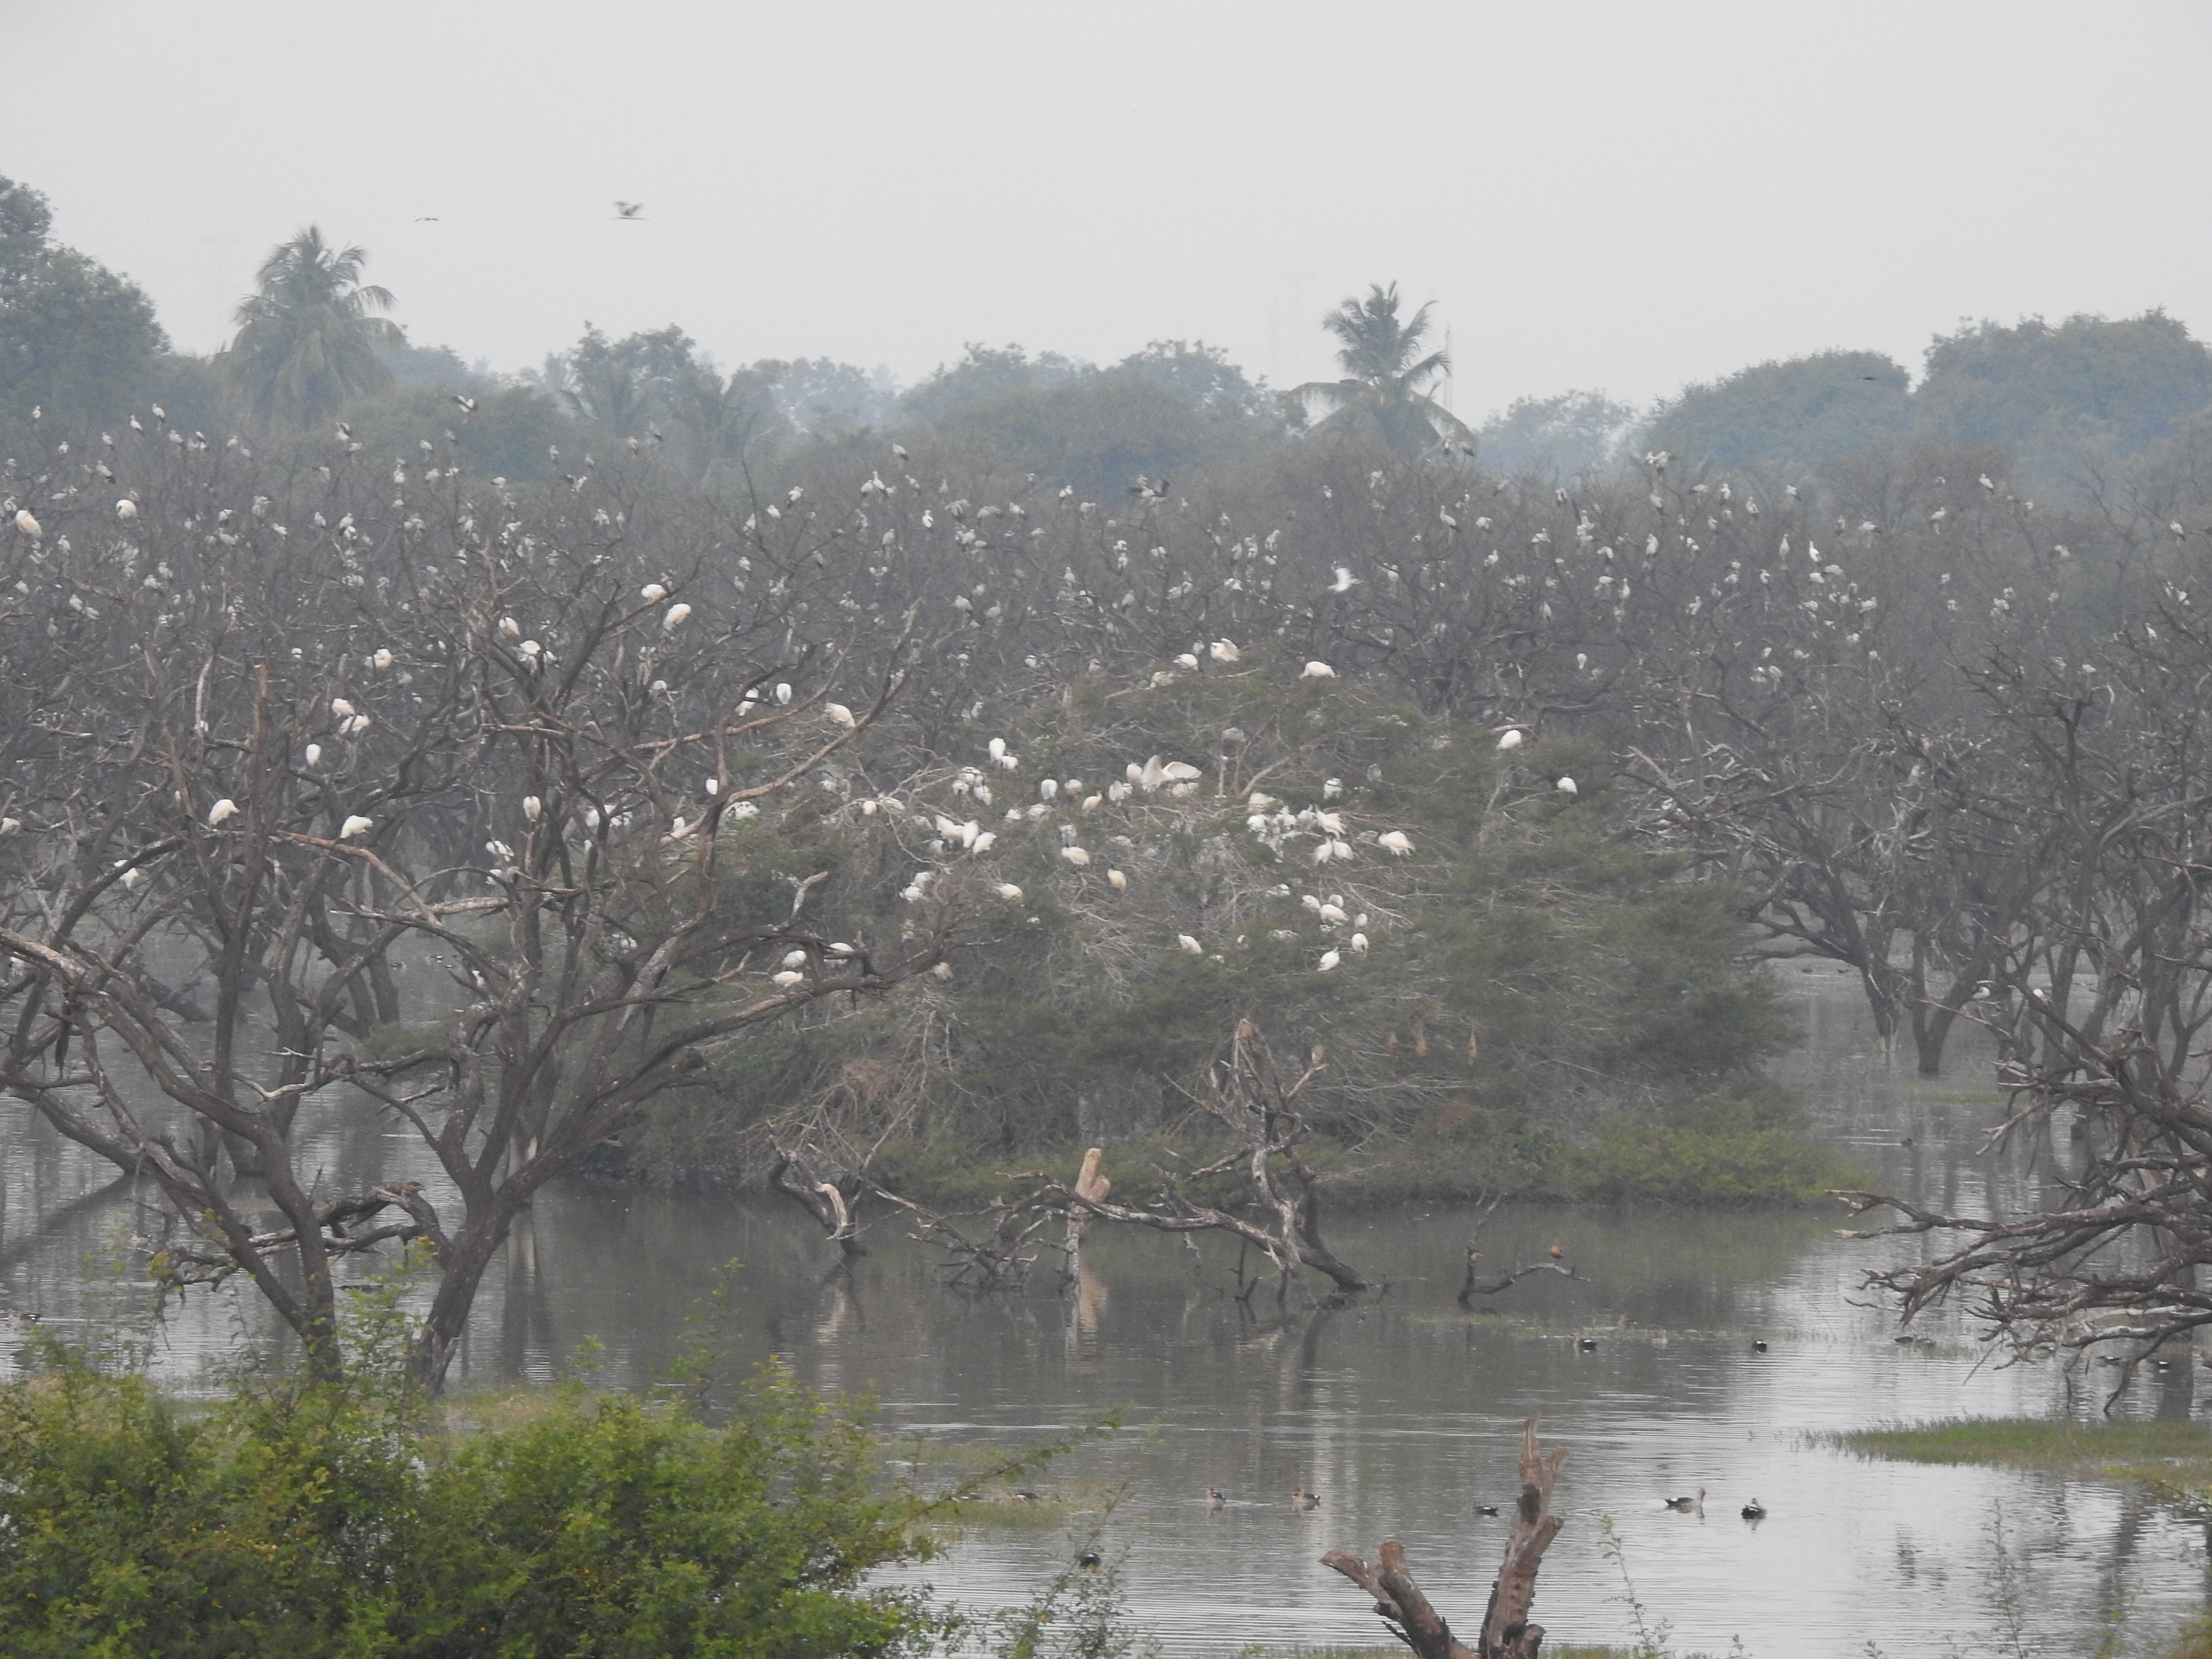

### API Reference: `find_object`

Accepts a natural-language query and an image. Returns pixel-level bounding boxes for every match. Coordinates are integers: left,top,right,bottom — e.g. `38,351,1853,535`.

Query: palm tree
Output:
224,228,404,431
1295,283,1475,454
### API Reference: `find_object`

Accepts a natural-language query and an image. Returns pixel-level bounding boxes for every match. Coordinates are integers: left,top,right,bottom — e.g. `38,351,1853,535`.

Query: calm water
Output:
2,970,2207,1656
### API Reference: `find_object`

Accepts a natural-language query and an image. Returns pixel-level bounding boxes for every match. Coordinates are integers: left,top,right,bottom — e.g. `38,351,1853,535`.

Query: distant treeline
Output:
7,173,2211,503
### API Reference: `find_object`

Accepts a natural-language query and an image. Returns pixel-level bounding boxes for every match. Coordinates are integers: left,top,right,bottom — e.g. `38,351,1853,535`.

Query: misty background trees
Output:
11,172,2212,1371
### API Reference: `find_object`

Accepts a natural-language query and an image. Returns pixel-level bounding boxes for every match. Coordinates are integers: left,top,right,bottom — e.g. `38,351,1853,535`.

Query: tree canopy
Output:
1294,283,1475,454
0,175,165,449
224,227,405,432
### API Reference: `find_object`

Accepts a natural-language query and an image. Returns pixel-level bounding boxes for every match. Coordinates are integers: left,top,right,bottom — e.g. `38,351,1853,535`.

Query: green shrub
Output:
0,1350,944,1659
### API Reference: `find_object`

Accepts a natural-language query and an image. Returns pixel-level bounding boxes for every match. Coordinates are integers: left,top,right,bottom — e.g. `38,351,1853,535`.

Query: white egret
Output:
304,744,323,767
774,683,793,705
993,883,1024,901
971,830,997,853
1161,761,1202,783
1209,639,1239,662
772,970,805,988
704,779,720,796
641,582,668,602
522,796,542,821
662,602,692,630
12,510,39,538
1061,846,1091,866
1175,653,1199,670
1107,869,1128,890
1497,729,1524,750
331,698,356,719
116,499,137,521
781,949,808,969
1178,934,1204,954
826,702,856,728
372,647,393,670
338,815,373,840
207,799,239,826
1317,950,1341,972
930,961,954,980
1378,831,1414,856
1556,777,1578,796
1318,902,1348,925
1301,661,1336,680
1040,779,1058,801
498,616,521,638
1349,933,1369,954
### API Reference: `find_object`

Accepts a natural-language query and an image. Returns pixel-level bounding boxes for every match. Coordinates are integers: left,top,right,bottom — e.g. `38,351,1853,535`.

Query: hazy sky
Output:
10,2,2210,421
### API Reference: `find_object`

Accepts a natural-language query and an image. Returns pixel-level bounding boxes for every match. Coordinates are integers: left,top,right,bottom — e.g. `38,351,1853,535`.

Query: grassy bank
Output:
862,1093,1868,1213
1839,1416,2212,1485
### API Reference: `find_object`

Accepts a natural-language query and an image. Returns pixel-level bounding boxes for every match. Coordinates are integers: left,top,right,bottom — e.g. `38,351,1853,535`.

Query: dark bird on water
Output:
1291,1488,1320,1511
1203,1488,1225,1509
1077,1551,1102,1571
1477,1504,1500,1517
1664,1487,1705,1512
1751,1340,1769,1353
1741,1498,1767,1521
1577,1336,1598,1351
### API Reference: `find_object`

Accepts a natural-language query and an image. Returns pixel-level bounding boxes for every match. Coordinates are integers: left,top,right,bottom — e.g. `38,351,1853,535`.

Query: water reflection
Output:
0,974,2206,1653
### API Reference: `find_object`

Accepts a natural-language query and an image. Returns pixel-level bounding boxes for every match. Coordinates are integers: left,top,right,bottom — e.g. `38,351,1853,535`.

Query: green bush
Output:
0,1351,943,1659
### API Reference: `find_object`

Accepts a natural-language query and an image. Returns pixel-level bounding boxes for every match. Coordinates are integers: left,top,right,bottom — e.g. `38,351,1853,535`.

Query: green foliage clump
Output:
649,658,1825,1206
0,1350,942,1659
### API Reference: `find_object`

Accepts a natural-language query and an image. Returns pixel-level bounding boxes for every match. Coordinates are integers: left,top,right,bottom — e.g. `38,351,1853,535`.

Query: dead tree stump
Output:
1322,1415,1566,1659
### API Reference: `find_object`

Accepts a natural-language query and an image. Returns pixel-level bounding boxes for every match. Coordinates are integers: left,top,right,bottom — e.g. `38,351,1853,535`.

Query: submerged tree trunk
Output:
1323,1416,1566,1659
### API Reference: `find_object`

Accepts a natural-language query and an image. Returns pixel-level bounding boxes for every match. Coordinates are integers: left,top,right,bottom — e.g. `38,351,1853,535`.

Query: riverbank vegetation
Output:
1841,1417,2212,1486
0,1343,948,1658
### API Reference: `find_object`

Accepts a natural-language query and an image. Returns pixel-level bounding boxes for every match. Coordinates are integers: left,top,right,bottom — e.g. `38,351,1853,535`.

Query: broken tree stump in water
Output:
1322,1415,1566,1659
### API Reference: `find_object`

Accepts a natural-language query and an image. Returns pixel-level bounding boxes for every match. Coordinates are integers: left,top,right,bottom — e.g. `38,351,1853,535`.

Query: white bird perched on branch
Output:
1301,661,1336,680
1107,868,1127,890
662,602,692,630
825,703,855,728
207,799,239,826
304,744,322,768
1178,934,1204,954
331,698,356,719
1497,729,1524,751
1349,932,1369,954
640,582,667,602
372,648,393,670
116,499,137,521
339,815,374,840
1318,902,1348,925
775,683,793,705
1556,777,1578,796
1061,846,1091,866
1209,638,1239,662
772,971,805,988
1317,950,1341,972
781,950,808,969
13,509,39,538
1378,830,1414,856
993,883,1024,901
